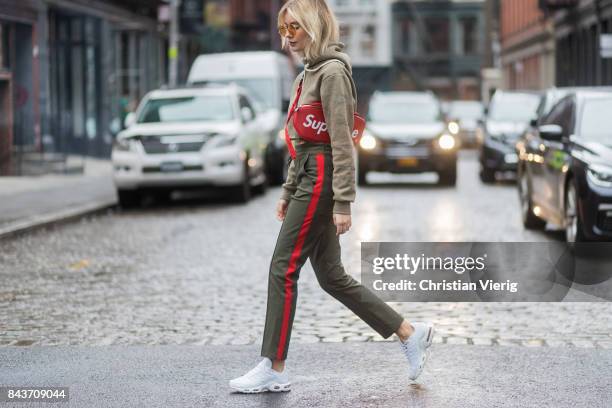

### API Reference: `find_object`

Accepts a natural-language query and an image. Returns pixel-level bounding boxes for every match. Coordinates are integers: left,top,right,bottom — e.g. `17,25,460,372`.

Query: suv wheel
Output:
231,160,251,203
117,189,141,209
438,165,457,186
479,166,495,183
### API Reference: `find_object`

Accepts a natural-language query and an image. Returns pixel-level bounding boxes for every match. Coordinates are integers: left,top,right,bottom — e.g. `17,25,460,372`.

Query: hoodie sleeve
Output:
320,72,356,215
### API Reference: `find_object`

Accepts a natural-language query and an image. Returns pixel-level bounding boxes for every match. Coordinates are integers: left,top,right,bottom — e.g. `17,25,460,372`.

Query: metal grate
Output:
140,137,208,154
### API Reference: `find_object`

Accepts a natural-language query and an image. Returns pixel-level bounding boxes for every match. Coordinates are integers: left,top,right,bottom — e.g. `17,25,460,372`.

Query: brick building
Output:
499,0,556,90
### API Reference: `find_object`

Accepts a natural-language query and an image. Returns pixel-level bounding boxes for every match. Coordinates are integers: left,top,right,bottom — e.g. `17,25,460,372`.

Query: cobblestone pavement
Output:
1,150,611,349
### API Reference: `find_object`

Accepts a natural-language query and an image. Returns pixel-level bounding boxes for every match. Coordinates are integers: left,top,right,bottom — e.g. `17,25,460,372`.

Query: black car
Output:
517,90,612,242
446,100,485,147
358,91,458,186
478,90,542,183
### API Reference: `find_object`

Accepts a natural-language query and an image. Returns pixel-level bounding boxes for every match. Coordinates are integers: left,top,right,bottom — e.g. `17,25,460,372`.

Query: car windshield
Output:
449,102,484,120
489,93,541,122
369,97,442,123
137,95,234,123
579,98,612,145
201,79,275,110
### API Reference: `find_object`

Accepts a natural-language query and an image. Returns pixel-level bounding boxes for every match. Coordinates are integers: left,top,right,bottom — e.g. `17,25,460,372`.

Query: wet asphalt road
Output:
1,343,611,408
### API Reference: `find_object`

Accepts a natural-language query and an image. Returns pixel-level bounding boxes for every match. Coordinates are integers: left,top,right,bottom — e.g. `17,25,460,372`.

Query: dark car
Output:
357,91,459,186
516,90,612,242
520,87,612,145
447,100,485,147
478,90,542,183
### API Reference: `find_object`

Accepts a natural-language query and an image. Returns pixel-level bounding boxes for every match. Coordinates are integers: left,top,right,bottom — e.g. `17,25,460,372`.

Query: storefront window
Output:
84,18,98,140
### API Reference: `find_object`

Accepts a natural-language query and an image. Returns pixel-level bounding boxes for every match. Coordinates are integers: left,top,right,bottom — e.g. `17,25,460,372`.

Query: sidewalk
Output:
0,157,116,238
0,342,610,407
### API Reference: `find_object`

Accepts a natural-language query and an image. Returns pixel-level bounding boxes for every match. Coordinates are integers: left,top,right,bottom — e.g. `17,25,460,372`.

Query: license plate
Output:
397,157,419,167
160,162,184,172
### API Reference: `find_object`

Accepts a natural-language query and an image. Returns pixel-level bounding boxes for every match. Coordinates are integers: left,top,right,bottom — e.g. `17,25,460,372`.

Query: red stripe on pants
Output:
276,153,325,360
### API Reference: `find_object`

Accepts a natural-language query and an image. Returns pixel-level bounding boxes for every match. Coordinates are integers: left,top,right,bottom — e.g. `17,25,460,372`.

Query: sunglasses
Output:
278,22,301,37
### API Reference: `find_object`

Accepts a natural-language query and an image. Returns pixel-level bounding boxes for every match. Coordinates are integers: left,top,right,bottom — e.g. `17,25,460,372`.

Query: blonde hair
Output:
278,0,340,62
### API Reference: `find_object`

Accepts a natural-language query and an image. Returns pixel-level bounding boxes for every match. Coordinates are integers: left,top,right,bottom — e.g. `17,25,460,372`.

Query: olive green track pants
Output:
261,143,404,361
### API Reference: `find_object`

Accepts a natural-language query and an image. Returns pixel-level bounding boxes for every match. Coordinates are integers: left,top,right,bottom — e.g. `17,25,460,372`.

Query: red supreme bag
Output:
284,77,366,160
292,102,366,146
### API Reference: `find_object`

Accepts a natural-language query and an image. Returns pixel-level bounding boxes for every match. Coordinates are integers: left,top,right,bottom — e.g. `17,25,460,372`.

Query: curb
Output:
0,198,117,240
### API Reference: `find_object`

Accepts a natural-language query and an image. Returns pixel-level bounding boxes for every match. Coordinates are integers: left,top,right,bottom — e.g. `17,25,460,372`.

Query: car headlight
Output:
587,164,612,188
437,133,456,150
359,130,377,150
210,133,238,149
113,137,136,152
448,121,460,135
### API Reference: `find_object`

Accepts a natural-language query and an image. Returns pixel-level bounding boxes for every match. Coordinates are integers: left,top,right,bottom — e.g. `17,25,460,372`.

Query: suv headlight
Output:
113,137,136,152
209,133,238,149
437,133,456,150
359,130,378,151
587,164,612,188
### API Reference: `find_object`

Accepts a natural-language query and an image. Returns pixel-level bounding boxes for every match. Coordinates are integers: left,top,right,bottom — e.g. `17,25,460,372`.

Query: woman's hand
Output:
333,213,352,236
276,199,289,221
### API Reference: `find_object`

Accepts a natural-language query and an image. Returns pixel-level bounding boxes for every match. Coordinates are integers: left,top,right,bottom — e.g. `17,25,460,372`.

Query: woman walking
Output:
229,0,434,393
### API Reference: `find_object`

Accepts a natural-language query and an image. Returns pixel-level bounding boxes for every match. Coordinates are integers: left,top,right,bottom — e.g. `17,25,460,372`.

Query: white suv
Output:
112,85,268,207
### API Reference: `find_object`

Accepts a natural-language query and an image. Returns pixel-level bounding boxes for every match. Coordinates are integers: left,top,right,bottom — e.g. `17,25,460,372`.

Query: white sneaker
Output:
229,358,291,393
399,322,435,381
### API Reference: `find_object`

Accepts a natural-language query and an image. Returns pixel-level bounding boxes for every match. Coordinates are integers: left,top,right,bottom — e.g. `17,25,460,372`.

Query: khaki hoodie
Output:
280,42,357,215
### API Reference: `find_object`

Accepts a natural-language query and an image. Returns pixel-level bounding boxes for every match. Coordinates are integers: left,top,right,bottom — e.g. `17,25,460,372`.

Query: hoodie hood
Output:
303,42,352,74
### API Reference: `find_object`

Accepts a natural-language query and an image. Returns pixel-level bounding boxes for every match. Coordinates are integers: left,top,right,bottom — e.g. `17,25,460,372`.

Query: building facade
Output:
550,0,612,86
392,0,486,100
0,0,167,175
499,0,556,90
327,0,392,111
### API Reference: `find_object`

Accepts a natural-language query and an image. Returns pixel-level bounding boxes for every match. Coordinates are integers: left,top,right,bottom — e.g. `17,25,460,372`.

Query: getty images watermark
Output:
361,242,612,302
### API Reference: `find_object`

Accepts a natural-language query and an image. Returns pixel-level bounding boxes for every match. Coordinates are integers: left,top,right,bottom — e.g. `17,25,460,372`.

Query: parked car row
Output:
516,87,612,243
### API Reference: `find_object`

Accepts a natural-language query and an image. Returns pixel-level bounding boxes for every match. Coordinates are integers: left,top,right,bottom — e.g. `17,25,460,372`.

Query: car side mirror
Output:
241,107,254,123
538,124,563,141
124,112,135,128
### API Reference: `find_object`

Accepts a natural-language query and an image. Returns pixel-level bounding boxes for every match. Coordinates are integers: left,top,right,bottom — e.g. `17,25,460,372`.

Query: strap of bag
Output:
284,77,303,161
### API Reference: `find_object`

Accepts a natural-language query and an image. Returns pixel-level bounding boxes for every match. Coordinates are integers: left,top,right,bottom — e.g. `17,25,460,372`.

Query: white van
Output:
187,51,296,184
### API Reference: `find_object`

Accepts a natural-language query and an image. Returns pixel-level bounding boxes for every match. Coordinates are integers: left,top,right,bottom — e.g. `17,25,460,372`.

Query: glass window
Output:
340,24,351,52
458,16,478,55
239,95,256,118
361,25,376,58
579,98,612,145
489,93,541,122
425,17,449,53
370,96,442,123
0,23,10,70
71,43,85,138
138,95,235,123
398,18,415,55
200,78,275,109
449,101,484,120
